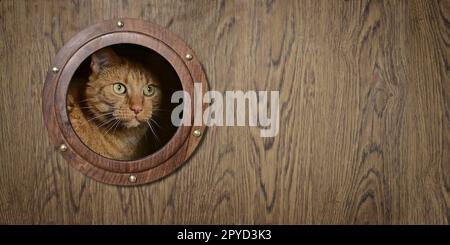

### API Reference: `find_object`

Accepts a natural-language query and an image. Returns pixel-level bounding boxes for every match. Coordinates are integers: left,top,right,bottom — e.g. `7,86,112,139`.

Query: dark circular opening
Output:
67,44,182,161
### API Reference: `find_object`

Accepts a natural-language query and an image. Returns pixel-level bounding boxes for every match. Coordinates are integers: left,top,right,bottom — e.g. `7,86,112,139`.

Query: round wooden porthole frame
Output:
42,18,208,186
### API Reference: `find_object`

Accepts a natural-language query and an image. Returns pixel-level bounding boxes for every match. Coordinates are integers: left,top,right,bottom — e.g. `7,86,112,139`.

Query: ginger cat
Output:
68,47,162,160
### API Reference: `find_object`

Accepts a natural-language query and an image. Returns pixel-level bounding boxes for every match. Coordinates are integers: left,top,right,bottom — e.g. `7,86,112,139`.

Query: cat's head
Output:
85,47,161,129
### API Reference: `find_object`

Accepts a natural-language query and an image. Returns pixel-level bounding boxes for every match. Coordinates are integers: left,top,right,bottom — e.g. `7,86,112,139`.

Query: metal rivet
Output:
185,53,193,60
193,129,202,137
59,144,67,152
52,67,59,73
129,175,137,183
117,20,124,28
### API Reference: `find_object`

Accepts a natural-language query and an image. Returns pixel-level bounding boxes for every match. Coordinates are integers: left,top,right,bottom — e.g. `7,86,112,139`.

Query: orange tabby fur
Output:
68,47,161,160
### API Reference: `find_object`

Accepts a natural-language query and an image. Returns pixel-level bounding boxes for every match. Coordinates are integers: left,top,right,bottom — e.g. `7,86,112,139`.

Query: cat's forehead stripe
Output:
126,67,148,84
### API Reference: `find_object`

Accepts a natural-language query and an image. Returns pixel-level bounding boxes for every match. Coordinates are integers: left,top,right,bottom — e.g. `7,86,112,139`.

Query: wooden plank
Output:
0,0,448,224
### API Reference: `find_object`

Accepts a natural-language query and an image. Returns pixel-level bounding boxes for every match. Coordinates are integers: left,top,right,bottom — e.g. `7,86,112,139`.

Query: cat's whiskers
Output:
150,118,165,131
103,119,120,137
96,116,117,129
146,120,160,143
111,119,122,136
86,112,114,122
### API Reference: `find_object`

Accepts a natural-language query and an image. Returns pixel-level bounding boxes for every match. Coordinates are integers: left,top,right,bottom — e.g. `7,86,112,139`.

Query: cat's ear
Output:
90,47,122,75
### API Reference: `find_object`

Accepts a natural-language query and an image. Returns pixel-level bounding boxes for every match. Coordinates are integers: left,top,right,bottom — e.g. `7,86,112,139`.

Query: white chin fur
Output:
125,119,140,128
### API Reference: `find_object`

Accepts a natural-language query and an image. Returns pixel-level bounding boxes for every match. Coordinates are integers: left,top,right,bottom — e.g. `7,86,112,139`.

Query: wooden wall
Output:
0,0,448,224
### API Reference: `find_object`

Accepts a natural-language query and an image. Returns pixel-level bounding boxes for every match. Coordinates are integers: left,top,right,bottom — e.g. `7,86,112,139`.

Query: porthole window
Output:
42,19,208,185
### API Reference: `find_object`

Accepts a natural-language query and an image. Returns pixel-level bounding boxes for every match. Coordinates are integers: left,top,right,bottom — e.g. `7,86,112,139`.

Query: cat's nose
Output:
130,104,143,114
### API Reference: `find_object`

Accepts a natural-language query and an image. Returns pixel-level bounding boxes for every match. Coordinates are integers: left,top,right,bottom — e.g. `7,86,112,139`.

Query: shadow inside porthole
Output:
67,44,182,161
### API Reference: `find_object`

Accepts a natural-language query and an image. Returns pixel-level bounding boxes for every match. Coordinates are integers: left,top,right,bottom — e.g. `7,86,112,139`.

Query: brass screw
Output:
117,20,124,28
128,175,137,183
52,67,59,73
193,129,201,137
185,53,193,60
58,144,68,152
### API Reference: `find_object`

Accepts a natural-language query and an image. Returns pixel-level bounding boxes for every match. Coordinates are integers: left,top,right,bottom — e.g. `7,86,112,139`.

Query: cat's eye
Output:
113,83,126,94
143,84,156,97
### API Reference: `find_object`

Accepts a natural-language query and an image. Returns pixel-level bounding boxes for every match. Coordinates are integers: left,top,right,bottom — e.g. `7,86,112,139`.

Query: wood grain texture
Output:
0,0,449,224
